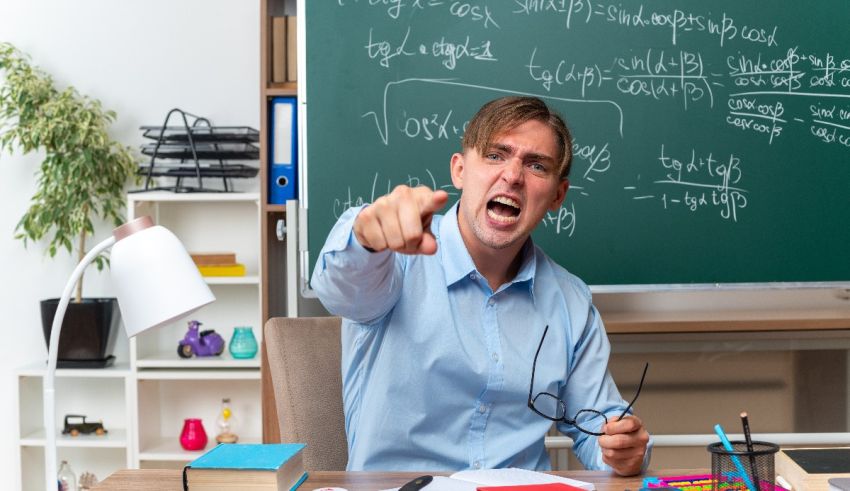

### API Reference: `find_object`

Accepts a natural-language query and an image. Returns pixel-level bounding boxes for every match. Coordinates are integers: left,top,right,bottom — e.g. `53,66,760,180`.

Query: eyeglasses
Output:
527,325,649,437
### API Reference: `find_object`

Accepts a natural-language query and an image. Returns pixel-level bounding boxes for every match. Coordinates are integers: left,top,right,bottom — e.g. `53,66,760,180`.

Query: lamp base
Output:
55,355,115,369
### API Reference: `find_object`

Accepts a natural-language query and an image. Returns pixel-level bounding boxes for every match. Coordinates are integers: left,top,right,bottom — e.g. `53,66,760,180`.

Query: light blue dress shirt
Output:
312,203,648,472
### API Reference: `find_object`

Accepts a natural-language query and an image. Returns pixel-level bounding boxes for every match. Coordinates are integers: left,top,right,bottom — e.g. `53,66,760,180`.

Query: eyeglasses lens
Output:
573,409,608,436
531,393,566,420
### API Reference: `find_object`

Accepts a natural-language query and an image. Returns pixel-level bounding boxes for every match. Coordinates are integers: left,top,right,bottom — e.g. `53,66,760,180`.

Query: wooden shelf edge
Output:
265,84,297,96
602,308,850,334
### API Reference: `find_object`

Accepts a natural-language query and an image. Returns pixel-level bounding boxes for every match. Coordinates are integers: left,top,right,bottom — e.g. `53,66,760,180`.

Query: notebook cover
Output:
187,443,306,471
783,448,850,474
197,263,246,277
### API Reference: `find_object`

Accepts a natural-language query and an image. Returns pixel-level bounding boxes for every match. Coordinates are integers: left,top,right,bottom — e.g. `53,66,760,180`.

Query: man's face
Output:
450,119,569,255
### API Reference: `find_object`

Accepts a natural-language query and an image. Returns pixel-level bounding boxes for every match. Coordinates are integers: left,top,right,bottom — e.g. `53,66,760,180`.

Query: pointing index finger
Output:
417,189,449,216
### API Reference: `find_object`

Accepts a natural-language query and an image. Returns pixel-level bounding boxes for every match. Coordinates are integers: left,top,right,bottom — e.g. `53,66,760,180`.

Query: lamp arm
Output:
44,235,116,491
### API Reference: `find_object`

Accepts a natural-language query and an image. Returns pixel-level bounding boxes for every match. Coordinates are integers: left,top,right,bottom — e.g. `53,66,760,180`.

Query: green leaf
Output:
0,43,138,296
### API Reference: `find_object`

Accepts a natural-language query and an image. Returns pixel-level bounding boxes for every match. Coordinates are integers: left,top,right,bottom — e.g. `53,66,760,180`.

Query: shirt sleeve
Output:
556,304,654,472
310,205,404,324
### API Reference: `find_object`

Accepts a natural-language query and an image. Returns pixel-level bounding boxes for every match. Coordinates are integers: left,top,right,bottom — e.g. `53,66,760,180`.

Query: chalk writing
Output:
541,202,577,236
401,109,462,141
725,97,784,144
332,169,443,220
339,0,451,21
628,145,748,221
338,0,500,27
449,2,500,29
572,140,613,182
365,27,496,70
311,0,850,272
365,27,415,68
362,78,624,145
611,49,716,109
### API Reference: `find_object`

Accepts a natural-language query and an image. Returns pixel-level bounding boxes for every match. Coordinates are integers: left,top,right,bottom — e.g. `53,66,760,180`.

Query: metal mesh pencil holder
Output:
707,441,779,491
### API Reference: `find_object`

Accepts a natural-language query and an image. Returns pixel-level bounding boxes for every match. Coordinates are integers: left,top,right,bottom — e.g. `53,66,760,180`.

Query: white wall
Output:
0,0,259,479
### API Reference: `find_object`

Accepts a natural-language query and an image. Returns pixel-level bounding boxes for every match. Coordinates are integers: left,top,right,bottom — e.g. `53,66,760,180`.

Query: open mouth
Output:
486,196,521,224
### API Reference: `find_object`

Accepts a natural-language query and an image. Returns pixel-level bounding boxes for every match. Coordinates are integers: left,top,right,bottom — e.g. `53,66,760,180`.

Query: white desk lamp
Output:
43,216,215,491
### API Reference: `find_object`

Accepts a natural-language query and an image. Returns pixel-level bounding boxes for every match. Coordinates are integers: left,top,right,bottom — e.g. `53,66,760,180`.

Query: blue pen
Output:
714,424,758,491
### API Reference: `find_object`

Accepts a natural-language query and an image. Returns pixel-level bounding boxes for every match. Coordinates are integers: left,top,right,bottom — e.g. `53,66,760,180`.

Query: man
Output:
312,97,651,474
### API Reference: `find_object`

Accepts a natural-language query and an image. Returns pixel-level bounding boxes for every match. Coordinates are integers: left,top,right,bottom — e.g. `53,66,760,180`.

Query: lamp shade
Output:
110,217,215,337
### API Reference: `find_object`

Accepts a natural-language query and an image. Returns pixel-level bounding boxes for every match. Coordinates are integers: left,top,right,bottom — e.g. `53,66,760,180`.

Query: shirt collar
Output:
439,204,478,287
439,203,537,296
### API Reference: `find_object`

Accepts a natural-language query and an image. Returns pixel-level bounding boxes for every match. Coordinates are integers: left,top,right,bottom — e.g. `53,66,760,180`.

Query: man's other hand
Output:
353,185,449,255
599,415,650,476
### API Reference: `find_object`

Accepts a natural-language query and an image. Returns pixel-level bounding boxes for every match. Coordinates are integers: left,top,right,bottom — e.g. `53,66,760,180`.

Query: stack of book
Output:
191,252,246,277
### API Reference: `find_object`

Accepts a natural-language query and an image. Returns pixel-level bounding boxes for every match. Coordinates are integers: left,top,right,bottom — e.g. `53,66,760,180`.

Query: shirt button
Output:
491,352,499,362
487,298,495,306
473,461,481,469
478,404,487,413
470,272,477,280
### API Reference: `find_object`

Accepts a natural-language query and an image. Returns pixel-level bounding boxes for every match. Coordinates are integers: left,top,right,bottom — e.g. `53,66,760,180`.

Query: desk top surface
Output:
94,468,705,490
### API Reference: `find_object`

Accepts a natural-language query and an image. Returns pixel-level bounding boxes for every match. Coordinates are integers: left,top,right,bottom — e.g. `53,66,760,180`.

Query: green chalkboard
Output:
302,0,850,287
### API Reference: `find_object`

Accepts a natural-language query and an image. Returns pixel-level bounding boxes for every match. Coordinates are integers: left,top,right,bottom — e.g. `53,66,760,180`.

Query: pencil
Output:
741,412,761,490
715,424,757,491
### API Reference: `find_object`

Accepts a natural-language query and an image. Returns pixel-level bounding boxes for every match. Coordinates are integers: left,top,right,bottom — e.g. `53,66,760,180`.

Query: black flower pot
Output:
41,298,121,368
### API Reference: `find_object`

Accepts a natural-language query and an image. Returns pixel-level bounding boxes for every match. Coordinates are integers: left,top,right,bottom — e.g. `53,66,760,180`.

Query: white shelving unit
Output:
15,192,264,489
14,363,134,491
127,191,263,468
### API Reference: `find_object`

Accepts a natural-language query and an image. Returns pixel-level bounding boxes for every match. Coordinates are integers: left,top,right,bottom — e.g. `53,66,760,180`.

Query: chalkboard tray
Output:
140,126,259,143
141,142,259,160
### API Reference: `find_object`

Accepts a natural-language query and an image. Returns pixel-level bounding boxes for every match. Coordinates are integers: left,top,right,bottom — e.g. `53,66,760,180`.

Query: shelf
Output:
602,308,850,334
135,350,260,369
204,275,260,285
266,84,297,96
136,368,260,380
17,362,131,378
19,428,128,448
138,436,262,461
128,191,260,203
264,204,287,213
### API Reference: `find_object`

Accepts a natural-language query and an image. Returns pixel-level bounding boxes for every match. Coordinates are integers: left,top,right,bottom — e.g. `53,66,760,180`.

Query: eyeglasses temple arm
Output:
618,362,649,420
528,325,549,405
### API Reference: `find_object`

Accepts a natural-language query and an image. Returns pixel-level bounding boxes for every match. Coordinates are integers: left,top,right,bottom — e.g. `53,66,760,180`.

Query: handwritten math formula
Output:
313,0,850,246
628,145,748,222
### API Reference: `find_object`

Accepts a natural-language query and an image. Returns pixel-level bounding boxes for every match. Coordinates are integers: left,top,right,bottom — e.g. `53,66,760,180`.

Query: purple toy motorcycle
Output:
177,320,225,358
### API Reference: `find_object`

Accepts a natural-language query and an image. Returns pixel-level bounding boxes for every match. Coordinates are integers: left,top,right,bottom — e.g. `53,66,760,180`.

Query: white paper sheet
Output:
380,467,595,491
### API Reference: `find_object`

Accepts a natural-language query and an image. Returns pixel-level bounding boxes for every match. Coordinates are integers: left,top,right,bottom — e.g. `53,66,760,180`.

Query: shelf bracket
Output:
276,219,286,241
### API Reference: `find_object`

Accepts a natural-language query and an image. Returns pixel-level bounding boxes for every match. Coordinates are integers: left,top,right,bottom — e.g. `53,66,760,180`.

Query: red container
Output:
179,418,208,451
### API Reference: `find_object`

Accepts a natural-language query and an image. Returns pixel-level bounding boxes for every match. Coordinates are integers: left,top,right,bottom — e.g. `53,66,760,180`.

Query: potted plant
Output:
0,42,138,367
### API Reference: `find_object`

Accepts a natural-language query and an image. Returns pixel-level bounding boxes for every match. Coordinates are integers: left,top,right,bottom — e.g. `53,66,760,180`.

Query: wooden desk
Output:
94,469,704,490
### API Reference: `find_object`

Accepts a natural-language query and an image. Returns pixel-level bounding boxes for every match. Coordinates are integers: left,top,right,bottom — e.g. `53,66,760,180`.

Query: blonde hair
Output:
462,96,573,179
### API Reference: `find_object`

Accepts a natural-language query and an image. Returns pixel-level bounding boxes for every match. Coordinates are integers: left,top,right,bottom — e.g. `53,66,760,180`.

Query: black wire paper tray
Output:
136,163,259,179
141,142,260,160
140,126,259,143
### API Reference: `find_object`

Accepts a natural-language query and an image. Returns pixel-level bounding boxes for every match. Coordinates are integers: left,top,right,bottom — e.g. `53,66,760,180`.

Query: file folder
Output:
269,96,297,203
